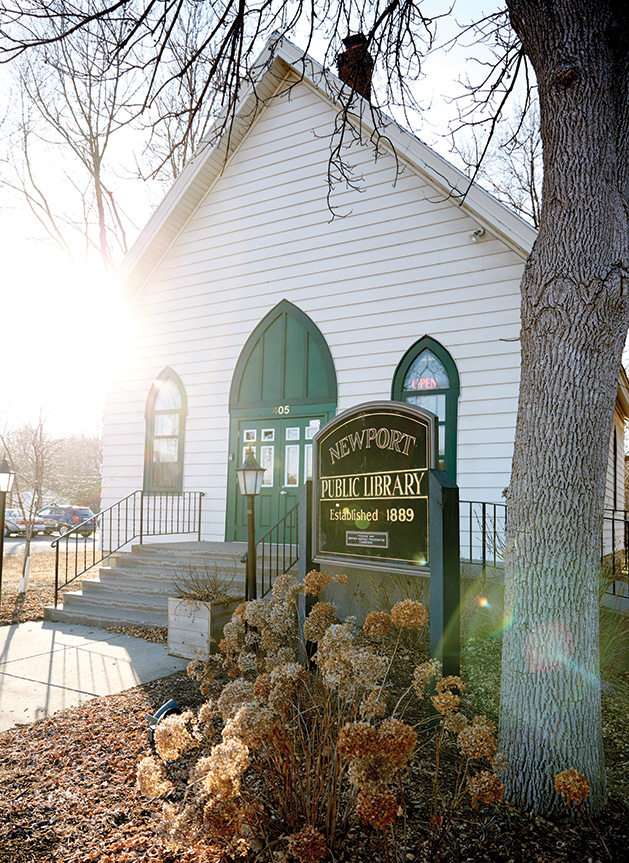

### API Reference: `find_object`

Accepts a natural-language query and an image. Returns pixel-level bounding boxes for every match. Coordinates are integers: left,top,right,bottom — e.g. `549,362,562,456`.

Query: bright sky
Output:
1,240,135,438
0,1,508,440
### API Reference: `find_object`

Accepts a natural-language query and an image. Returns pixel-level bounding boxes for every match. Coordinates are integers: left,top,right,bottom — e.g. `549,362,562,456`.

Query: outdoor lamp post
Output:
236,447,265,602
0,456,15,602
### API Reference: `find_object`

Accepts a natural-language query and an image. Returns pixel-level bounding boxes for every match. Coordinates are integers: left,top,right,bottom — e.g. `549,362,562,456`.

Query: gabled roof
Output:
119,35,538,298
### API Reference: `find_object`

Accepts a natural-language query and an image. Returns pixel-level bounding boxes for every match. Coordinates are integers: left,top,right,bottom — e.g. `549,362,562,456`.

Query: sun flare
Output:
3,244,135,437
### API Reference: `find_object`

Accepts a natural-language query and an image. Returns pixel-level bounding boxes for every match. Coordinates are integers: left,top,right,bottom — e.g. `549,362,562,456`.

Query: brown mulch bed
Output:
0,551,68,626
1,554,629,861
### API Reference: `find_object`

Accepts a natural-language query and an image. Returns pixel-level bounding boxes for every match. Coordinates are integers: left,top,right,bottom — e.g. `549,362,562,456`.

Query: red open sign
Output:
410,377,438,390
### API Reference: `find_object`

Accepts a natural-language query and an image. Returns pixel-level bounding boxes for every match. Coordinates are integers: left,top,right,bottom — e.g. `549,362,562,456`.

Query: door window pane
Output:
284,445,299,486
261,446,274,486
286,427,300,441
305,444,313,481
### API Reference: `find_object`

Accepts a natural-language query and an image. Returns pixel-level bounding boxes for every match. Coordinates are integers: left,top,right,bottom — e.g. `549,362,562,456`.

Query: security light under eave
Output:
0,457,14,493
237,447,265,496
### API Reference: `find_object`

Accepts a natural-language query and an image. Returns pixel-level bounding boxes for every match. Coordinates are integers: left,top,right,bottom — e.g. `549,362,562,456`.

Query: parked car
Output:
37,505,98,537
4,508,48,537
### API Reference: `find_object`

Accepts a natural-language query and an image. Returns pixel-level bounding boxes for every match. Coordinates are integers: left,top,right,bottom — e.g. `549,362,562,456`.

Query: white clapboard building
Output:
53,36,627,628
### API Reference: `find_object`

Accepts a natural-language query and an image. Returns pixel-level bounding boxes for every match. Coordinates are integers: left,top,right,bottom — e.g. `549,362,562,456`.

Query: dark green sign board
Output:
313,401,438,573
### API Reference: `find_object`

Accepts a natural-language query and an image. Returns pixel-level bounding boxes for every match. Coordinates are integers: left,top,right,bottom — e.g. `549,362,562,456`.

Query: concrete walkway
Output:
0,621,188,733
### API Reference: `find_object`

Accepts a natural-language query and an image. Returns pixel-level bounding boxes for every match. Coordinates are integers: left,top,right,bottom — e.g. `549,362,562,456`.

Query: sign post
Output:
312,400,460,674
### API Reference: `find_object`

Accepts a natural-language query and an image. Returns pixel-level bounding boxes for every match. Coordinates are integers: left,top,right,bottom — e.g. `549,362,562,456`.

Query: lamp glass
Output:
0,458,14,494
236,448,265,496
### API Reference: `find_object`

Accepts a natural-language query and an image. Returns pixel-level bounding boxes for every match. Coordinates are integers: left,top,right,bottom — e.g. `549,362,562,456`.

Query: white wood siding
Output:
103,81,526,540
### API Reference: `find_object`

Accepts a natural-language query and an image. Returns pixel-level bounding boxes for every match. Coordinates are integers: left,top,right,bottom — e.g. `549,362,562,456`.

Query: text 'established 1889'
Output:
313,401,438,573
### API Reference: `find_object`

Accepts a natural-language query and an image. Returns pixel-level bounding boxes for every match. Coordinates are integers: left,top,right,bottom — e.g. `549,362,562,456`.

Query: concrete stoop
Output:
44,541,248,629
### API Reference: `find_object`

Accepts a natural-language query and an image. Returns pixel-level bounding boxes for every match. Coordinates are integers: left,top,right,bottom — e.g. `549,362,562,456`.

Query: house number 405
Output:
273,405,290,415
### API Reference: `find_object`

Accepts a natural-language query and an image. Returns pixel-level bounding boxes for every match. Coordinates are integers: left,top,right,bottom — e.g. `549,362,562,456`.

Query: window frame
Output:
391,336,460,480
144,368,187,493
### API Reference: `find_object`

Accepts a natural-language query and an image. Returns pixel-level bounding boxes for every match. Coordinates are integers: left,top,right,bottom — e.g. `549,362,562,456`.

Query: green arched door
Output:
227,300,337,541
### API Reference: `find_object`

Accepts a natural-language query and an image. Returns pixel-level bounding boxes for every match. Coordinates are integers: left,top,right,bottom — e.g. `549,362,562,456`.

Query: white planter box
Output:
167,597,241,659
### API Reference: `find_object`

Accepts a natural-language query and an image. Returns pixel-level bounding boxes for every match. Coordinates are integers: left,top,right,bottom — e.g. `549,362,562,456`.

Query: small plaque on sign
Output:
313,401,438,573
346,531,389,548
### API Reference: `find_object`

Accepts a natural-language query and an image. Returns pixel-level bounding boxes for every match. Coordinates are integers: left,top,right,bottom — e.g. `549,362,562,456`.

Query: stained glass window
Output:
392,338,459,479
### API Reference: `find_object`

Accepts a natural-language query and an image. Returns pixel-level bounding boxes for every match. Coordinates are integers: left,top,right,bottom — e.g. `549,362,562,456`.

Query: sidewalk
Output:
0,620,188,733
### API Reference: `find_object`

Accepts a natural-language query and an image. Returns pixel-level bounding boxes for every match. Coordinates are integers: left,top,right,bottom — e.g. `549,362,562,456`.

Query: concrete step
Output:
46,594,169,629
45,541,253,628
78,572,246,601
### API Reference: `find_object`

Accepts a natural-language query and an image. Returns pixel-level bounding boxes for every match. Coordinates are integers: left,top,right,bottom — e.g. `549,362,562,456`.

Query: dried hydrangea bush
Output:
136,571,512,861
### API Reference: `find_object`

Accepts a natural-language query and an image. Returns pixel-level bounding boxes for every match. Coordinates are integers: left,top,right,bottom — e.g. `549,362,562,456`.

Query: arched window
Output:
144,368,187,492
392,336,460,479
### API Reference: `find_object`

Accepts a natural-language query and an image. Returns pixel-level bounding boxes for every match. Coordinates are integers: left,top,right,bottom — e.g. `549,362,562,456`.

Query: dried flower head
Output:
244,598,270,629
436,675,465,694
154,710,196,761
202,795,245,840
315,623,387,695
338,722,379,759
355,787,399,830
223,702,274,749
363,611,392,640
332,572,349,584
253,672,272,699
272,571,303,603
286,825,328,862
390,599,428,629
412,659,442,698
264,646,298,671
304,570,330,595
378,718,417,769
218,679,255,720
268,661,306,712
137,755,173,798
430,675,465,715
237,651,260,674
360,689,388,720
467,771,504,808
443,711,468,735
554,768,590,809
346,754,396,789
457,715,497,760
303,601,337,642
194,738,249,799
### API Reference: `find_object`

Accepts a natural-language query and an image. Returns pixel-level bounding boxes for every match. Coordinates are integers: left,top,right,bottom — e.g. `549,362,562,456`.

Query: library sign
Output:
313,401,438,573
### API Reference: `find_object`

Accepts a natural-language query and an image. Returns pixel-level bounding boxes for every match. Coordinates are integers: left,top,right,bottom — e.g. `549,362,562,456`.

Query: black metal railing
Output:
602,509,629,599
52,490,204,606
241,502,300,598
459,502,629,601
460,500,507,568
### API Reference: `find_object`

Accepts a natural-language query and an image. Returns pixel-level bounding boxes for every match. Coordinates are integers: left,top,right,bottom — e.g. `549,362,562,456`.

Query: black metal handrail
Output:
241,502,300,597
52,490,204,607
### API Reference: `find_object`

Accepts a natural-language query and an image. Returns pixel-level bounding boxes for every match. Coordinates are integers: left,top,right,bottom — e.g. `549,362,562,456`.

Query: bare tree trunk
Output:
501,0,629,814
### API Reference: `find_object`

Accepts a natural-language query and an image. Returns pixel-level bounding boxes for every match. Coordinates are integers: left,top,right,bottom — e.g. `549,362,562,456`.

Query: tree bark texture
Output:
501,0,629,814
